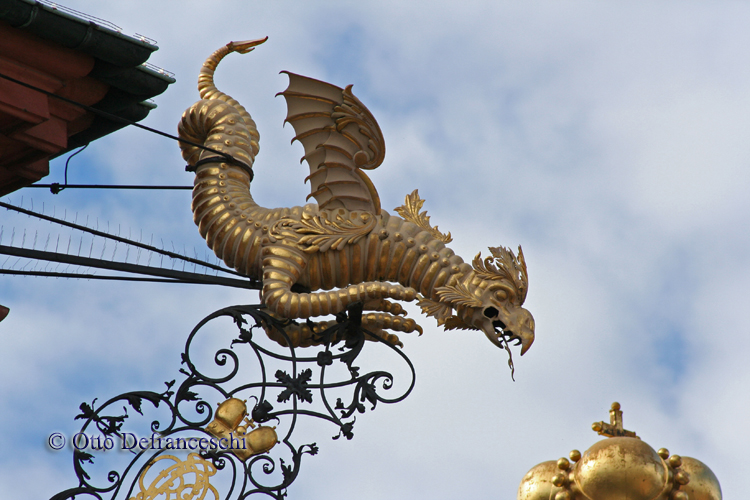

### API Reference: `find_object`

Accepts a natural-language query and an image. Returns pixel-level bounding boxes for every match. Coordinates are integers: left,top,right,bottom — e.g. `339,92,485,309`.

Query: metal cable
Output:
26,184,192,191
0,71,244,167
0,201,244,277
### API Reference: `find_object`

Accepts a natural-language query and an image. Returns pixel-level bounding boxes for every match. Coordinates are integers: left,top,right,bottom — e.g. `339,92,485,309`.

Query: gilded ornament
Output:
574,437,669,500
271,210,377,253
675,470,690,485
394,189,452,243
591,401,638,439
205,398,278,461
516,460,559,500
679,457,722,500
434,283,483,309
516,403,723,500
130,453,218,500
178,39,535,374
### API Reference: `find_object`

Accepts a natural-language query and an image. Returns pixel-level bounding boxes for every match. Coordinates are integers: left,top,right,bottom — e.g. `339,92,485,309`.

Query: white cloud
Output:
2,0,749,498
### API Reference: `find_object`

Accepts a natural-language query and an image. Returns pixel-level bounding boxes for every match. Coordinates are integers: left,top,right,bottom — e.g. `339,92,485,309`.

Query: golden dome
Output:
517,403,722,500
574,437,669,500
679,457,722,500
517,461,559,500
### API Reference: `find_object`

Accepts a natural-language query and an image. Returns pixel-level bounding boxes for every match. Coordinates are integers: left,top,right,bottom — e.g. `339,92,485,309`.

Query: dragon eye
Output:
483,306,499,318
495,290,507,300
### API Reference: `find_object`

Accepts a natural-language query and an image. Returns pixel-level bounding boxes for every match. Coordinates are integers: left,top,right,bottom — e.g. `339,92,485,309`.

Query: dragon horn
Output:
197,37,268,157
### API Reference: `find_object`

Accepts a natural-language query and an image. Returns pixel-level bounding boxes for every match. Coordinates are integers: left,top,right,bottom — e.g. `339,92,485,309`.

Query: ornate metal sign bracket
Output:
51,302,415,500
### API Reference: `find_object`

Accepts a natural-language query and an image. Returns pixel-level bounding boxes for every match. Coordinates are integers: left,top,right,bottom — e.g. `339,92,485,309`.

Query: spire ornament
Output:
517,402,722,500
591,401,637,438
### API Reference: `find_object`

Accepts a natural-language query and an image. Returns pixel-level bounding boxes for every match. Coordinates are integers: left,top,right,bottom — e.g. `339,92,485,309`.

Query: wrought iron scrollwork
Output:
51,303,415,500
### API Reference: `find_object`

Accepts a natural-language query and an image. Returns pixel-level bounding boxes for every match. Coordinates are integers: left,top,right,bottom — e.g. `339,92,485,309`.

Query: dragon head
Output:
431,246,534,374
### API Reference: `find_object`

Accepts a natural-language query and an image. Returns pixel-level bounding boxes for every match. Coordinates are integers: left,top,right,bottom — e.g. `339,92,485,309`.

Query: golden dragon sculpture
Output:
178,39,535,373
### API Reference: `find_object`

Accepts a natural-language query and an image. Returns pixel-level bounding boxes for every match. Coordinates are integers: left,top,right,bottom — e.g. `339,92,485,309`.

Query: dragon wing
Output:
278,72,384,214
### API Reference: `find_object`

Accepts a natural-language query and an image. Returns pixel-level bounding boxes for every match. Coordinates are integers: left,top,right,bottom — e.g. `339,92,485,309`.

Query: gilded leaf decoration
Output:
417,297,453,325
471,252,505,282
435,283,482,309
442,316,473,331
272,211,377,253
394,190,452,243
471,246,528,304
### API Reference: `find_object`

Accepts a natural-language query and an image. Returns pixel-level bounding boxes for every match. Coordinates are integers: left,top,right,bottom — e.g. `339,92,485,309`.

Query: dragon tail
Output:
197,38,267,158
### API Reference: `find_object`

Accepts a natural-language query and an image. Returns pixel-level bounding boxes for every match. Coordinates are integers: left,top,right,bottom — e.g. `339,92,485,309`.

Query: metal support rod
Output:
26,184,193,190
0,245,260,290
0,201,243,277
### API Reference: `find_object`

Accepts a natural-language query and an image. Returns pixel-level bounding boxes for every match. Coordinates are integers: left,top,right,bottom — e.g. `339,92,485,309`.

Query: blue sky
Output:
2,1,749,498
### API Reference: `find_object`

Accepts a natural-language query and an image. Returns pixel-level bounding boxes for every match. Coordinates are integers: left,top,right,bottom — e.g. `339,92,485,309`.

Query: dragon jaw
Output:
436,283,535,358
472,304,534,380
478,306,535,356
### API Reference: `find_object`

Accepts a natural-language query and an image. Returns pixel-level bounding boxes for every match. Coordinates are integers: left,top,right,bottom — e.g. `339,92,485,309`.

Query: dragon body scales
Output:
178,39,535,368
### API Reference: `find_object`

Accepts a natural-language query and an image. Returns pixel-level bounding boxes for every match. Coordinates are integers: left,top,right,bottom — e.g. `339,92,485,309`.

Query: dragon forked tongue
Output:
499,333,516,382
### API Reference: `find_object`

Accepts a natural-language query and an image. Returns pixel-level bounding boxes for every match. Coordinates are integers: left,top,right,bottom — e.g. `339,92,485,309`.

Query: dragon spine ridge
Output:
178,39,535,369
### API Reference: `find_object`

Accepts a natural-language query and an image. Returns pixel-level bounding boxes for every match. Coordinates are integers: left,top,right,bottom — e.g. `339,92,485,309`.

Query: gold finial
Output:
518,403,722,500
590,402,638,439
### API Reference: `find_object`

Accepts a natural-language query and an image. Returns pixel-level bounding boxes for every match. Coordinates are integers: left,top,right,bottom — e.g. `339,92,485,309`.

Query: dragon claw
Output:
369,330,404,348
363,299,407,316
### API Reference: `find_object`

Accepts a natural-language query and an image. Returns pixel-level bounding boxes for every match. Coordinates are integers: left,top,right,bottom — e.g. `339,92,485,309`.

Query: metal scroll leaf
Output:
275,369,313,404
394,189,452,243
